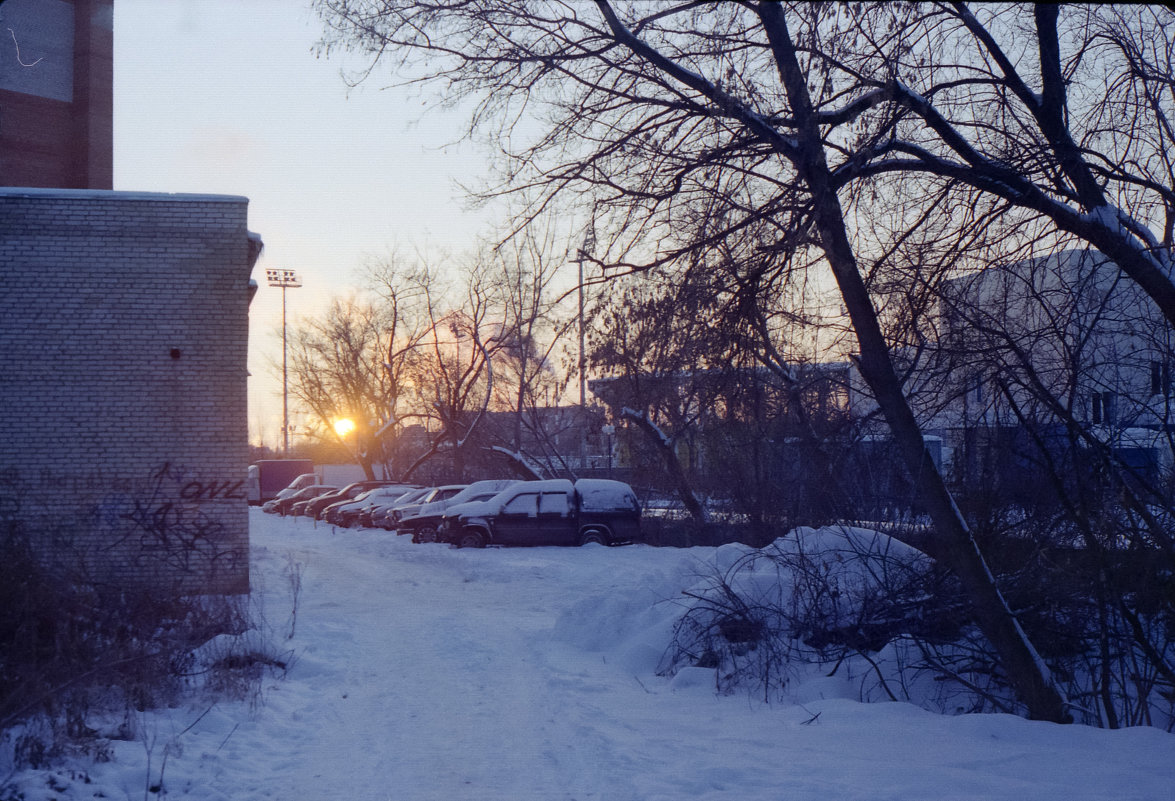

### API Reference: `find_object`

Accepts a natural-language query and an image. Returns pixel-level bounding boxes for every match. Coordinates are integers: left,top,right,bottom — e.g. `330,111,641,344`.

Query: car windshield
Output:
394,488,431,505
297,486,335,499
444,481,517,505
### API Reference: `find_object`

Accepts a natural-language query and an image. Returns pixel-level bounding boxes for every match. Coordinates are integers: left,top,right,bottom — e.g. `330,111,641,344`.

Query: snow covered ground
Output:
6,508,1175,800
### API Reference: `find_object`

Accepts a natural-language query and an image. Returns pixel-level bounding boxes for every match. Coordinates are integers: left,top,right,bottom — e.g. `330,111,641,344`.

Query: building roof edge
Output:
0,187,249,203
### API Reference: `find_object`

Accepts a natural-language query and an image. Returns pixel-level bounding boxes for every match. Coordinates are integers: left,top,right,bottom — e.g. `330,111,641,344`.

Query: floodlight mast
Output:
574,221,596,407
265,269,302,455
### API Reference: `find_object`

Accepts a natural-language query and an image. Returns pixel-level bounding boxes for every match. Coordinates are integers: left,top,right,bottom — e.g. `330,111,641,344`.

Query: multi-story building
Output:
932,249,1174,491
1,1,261,594
0,0,113,190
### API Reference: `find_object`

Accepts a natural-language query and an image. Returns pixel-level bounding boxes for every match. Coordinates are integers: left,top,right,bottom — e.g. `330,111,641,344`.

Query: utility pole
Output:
574,220,596,407
266,268,302,454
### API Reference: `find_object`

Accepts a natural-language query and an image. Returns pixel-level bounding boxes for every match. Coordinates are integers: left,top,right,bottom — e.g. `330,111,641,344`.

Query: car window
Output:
579,484,639,512
396,488,429,504
538,492,570,516
501,493,538,516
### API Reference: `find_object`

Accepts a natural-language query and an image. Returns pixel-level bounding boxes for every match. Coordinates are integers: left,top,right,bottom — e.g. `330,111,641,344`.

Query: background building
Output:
930,249,1175,499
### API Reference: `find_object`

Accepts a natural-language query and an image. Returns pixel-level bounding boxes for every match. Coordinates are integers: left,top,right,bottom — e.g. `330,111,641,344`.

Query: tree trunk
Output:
758,2,1070,723
621,408,708,524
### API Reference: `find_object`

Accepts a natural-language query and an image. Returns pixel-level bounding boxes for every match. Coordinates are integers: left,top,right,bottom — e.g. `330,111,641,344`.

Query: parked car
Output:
306,480,405,521
288,495,322,517
320,484,408,526
272,484,337,516
360,486,435,529
399,480,520,542
324,485,420,527
377,484,468,531
277,472,318,498
261,473,320,514
439,479,640,548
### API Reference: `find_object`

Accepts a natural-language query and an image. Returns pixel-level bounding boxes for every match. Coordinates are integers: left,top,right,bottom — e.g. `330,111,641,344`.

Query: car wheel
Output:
415,525,438,544
458,529,486,549
579,528,608,546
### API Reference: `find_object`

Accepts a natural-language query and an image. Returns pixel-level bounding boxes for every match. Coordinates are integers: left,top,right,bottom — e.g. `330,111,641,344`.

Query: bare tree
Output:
481,225,572,455
588,263,731,523
304,0,1175,722
287,252,500,481
587,202,857,529
827,5,1175,324
392,264,504,480
286,296,397,480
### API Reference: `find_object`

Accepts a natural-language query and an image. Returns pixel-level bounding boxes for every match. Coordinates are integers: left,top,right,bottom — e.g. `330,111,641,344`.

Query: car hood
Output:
441,498,496,520
333,498,376,513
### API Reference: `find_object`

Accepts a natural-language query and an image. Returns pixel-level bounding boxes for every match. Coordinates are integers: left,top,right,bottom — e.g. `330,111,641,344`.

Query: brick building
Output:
1,0,260,594
0,0,113,190
0,189,261,594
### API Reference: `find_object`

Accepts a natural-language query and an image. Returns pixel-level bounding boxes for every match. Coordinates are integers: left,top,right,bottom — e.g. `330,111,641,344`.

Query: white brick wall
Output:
0,189,257,594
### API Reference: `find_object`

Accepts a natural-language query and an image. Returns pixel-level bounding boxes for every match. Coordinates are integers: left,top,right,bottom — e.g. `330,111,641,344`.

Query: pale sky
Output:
113,1,497,447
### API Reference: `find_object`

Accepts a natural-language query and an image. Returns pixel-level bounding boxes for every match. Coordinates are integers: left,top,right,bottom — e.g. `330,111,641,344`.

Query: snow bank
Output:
654,525,952,707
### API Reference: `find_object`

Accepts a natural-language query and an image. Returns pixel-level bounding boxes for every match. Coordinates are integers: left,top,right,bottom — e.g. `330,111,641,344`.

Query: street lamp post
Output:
574,220,596,407
266,268,302,455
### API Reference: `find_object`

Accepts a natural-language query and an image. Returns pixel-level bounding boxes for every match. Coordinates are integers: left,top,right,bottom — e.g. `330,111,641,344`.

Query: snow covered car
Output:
261,473,319,513
398,479,521,542
272,485,337,516
305,480,408,521
324,485,420,527
439,479,640,548
361,486,436,529
375,484,469,531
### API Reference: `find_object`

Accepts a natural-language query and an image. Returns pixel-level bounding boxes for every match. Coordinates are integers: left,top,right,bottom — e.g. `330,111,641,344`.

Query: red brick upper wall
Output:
0,0,114,189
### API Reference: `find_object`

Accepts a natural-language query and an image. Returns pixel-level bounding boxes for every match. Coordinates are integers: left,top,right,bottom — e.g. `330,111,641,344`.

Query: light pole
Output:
266,268,302,455
574,220,596,407
601,423,615,478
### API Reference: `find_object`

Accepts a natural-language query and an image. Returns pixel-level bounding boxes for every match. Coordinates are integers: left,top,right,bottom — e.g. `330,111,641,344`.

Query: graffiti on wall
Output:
0,462,247,586
116,462,246,581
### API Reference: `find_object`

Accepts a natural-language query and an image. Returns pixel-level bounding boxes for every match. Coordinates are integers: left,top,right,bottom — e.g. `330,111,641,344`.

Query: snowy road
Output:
18,508,1175,800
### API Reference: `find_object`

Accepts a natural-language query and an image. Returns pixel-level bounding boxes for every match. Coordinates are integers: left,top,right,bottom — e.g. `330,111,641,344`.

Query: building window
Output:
1151,360,1171,397
966,372,983,404
1092,391,1116,425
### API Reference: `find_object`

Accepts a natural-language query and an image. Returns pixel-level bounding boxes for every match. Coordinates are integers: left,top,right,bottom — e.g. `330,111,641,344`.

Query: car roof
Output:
499,479,575,495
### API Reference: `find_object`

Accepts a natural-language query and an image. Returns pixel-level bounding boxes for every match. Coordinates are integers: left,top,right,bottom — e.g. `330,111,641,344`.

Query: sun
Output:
333,418,356,437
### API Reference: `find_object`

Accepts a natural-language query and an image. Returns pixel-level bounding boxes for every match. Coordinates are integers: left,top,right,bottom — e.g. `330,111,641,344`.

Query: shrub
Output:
658,523,1175,727
0,532,280,771
658,526,974,706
